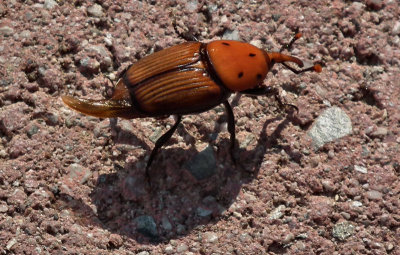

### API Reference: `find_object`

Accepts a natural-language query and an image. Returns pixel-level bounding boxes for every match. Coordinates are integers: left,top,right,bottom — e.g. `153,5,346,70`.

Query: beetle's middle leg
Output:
223,101,236,164
146,115,182,178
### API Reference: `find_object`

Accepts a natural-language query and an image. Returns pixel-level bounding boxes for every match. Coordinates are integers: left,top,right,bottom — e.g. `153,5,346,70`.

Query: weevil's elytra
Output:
120,42,229,116
62,33,322,173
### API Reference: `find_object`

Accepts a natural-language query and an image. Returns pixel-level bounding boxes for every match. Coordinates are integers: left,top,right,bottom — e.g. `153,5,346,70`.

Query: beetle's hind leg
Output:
145,115,183,179
223,101,236,164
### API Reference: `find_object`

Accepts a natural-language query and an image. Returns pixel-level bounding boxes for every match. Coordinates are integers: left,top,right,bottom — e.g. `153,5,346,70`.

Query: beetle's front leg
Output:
241,86,299,113
146,115,182,179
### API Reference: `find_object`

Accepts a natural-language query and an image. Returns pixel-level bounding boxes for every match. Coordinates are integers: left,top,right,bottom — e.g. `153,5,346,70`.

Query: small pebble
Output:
68,163,92,184
44,0,57,9
0,204,8,212
239,233,252,242
269,205,286,220
282,233,295,244
87,4,103,17
203,232,218,243
393,21,400,35
222,29,240,41
6,238,17,250
196,207,212,217
176,243,188,253
322,180,335,192
354,165,368,174
340,212,351,220
233,212,242,219
370,242,383,249
370,127,388,138
351,201,363,211
332,221,354,241
386,243,394,251
161,216,172,231
366,190,383,200
135,215,158,238
0,26,14,36
164,245,174,254
108,234,123,248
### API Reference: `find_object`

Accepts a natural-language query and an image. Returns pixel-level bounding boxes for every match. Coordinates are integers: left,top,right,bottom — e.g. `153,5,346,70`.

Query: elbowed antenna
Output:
266,31,322,74
267,52,304,67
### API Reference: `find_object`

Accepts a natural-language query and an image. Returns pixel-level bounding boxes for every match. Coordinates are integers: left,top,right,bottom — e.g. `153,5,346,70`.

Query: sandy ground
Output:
0,0,399,254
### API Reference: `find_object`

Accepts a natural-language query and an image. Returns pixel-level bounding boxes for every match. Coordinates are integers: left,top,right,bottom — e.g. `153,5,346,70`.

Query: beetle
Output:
62,32,322,174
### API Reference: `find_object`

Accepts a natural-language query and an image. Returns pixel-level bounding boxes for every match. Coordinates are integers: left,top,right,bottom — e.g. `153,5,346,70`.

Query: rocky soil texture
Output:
0,0,399,254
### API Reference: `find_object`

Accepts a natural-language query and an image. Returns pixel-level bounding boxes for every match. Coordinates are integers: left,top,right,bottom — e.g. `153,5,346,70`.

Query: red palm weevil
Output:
62,32,322,172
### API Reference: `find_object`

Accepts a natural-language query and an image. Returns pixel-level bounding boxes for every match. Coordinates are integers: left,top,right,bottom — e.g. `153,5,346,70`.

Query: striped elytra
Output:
122,42,229,116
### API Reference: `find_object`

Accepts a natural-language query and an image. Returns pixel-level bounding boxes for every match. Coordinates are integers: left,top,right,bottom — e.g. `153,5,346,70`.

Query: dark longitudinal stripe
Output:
123,74,144,113
199,43,230,93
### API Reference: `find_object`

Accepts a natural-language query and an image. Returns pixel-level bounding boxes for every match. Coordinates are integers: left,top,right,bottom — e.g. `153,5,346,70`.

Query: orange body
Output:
62,39,320,118
61,35,322,171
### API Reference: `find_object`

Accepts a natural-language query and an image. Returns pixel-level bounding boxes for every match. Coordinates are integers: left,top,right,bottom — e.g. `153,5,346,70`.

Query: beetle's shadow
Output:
61,112,300,244
108,117,151,151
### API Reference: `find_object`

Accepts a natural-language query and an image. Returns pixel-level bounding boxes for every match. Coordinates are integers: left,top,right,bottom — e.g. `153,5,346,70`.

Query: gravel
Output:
0,0,399,254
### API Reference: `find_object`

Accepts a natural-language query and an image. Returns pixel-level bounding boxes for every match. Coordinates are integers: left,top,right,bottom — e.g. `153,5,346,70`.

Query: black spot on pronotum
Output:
257,74,262,79
222,42,230,46
249,53,256,57
238,72,244,78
